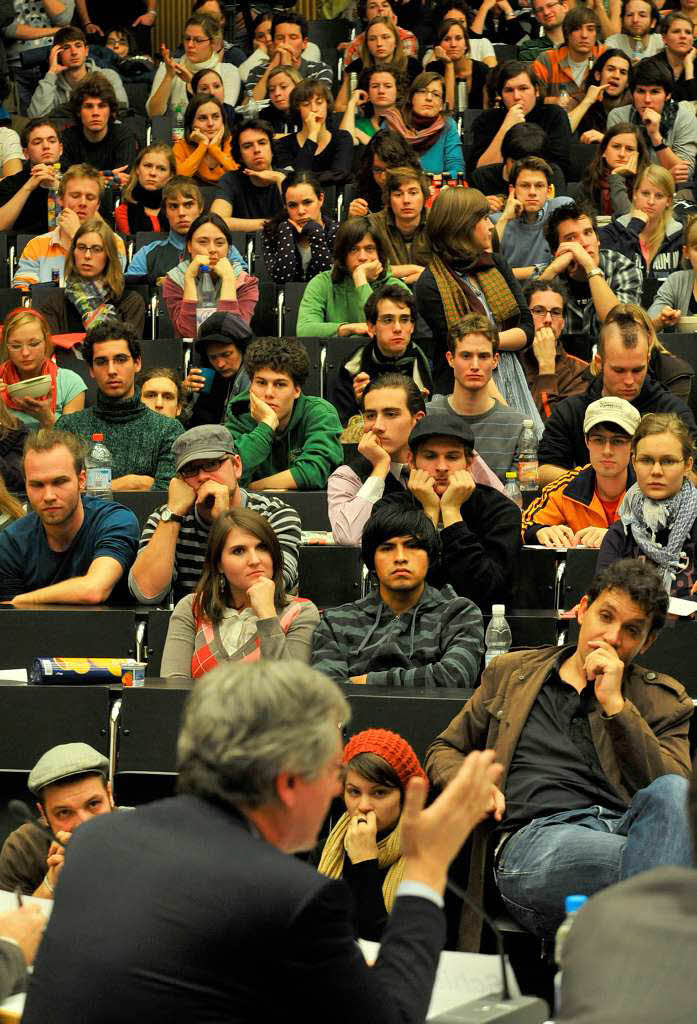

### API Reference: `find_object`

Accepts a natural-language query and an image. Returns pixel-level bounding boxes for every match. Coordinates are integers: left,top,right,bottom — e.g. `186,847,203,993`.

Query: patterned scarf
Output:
317,812,405,912
429,252,520,331
382,107,446,153
65,277,118,331
620,478,697,591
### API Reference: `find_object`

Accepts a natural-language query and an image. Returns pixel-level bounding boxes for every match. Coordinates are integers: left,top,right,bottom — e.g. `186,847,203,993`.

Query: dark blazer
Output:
22,794,445,1024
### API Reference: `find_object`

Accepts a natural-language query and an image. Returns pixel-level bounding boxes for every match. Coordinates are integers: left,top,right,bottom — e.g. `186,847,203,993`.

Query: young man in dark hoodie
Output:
186,311,252,427
312,504,484,687
331,286,432,426
539,303,697,487
373,413,522,612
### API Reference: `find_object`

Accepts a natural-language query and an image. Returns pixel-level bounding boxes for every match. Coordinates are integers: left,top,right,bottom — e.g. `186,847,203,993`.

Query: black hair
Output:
544,200,597,254
364,283,416,324
21,117,60,149
487,60,540,107
191,67,224,95
630,55,674,93
244,337,310,388
343,751,403,794
251,10,272,33
355,129,421,212
82,319,140,366
106,25,138,55
590,47,631,86
231,117,274,164
434,0,469,22
562,4,601,43
500,122,547,162
70,72,118,123
523,275,568,308
620,0,659,23
509,155,553,186
331,217,385,283
271,11,308,37
357,62,405,117
358,0,395,20
185,211,232,248
362,372,426,414
361,505,441,572
585,558,668,636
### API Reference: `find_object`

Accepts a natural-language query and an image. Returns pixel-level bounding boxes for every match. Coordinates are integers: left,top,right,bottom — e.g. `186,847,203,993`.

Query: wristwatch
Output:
161,506,185,523
587,267,604,280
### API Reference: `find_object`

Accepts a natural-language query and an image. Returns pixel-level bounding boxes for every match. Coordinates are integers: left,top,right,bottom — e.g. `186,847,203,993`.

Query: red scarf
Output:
0,357,58,412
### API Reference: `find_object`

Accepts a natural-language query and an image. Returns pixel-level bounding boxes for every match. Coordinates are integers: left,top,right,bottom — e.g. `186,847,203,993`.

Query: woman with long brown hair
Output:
161,508,319,679
334,16,420,112
414,186,534,395
0,307,85,430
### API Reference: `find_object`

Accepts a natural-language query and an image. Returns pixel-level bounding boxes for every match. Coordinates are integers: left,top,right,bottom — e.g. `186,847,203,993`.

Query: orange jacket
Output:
522,463,634,543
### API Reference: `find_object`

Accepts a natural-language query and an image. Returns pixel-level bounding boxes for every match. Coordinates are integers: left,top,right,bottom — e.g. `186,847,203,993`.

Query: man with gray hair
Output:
22,662,502,1024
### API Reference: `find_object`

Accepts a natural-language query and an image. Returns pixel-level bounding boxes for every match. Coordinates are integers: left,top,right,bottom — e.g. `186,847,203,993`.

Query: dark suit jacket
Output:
22,794,445,1024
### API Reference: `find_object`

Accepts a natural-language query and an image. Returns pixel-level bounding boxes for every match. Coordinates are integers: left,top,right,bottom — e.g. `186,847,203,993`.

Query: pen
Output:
15,887,23,908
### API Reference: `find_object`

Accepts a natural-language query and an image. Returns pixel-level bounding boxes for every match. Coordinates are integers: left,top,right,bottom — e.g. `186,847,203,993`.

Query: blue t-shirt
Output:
0,496,139,602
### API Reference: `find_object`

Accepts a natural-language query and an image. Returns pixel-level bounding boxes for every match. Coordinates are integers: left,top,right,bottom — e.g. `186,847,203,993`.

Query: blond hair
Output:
0,307,52,363
122,144,176,204
65,218,124,298
632,164,674,263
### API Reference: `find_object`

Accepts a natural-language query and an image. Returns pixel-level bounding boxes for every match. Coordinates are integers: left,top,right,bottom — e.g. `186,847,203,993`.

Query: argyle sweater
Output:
55,389,183,490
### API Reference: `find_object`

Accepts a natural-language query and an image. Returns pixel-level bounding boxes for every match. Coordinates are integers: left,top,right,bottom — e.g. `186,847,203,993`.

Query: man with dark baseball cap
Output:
128,424,302,605
0,742,113,898
372,412,522,610
187,311,254,428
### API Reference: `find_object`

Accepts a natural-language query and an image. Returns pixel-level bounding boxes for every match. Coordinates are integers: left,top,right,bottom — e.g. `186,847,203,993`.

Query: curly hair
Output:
244,337,310,388
70,72,119,123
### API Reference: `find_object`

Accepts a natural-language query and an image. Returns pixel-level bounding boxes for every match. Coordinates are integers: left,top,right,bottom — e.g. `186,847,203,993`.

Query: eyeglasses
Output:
414,88,444,100
635,456,685,468
7,340,44,352
587,435,631,448
377,315,414,326
184,34,209,44
76,243,104,255
530,305,564,318
179,457,227,479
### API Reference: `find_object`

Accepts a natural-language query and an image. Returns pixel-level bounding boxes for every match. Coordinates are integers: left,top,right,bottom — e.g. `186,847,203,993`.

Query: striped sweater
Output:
311,583,484,688
128,491,301,604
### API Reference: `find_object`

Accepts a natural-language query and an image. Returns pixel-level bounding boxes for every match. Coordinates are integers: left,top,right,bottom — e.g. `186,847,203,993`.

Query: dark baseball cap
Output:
408,413,475,452
195,311,253,354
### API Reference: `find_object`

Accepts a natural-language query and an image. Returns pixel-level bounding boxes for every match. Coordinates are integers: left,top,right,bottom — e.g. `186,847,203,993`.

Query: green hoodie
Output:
224,391,343,490
296,269,410,338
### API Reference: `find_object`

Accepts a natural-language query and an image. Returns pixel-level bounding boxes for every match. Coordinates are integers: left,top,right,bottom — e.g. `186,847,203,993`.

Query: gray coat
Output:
27,59,128,118
648,268,695,318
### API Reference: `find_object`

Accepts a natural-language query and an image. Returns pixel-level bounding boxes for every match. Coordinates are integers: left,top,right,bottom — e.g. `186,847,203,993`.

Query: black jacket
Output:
331,339,433,426
470,102,573,179
599,214,683,281
373,485,521,612
539,374,697,471
597,515,697,601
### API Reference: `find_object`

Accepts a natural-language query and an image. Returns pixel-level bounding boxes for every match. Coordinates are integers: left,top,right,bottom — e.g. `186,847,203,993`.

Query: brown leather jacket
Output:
425,645,693,951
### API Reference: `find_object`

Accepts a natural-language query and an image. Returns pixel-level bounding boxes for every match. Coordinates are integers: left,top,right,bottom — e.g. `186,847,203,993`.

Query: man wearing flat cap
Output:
373,412,522,611
0,743,113,898
129,424,301,605
186,311,253,428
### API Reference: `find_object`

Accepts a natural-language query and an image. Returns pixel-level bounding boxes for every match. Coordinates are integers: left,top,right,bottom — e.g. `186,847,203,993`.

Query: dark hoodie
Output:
311,583,484,687
331,338,434,426
599,213,684,281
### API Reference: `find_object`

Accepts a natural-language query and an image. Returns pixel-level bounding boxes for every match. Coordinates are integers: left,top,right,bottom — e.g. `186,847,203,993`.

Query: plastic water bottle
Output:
518,419,539,493
484,604,512,667
85,433,113,501
196,265,217,331
172,104,185,142
504,470,522,508
457,78,468,112
554,894,587,1016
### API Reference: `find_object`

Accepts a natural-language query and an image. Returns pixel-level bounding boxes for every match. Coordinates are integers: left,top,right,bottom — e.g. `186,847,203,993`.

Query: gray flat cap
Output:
28,743,109,796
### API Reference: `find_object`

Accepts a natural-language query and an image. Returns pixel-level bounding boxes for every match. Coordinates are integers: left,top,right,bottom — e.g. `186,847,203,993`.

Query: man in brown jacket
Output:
425,558,694,949
519,278,589,419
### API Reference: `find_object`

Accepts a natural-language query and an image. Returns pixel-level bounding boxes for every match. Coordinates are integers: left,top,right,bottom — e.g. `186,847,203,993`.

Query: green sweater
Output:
224,391,343,489
296,269,410,338
55,390,184,489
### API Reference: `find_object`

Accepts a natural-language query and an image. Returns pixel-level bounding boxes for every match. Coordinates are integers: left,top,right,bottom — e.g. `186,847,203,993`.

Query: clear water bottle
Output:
85,433,113,501
554,894,587,1016
457,78,468,112
172,104,185,142
518,419,539,493
196,265,217,331
504,470,522,508
484,604,512,667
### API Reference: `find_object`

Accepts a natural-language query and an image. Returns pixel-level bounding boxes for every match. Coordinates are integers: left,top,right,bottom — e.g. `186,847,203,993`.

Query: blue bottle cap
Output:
200,265,210,272
565,894,587,914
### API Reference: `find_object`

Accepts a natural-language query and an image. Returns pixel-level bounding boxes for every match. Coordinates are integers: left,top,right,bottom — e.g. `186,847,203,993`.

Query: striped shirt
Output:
13,227,127,288
425,395,525,481
533,44,605,108
129,490,301,604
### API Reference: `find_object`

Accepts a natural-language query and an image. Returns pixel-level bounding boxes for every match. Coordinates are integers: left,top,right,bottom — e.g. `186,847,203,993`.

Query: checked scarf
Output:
620,478,697,591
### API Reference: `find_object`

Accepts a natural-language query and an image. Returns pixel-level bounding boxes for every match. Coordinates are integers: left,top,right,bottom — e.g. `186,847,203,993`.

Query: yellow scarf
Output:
317,812,405,911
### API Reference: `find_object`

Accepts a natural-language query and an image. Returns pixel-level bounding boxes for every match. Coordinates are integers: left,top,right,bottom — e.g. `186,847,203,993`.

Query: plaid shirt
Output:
533,44,605,109
343,25,418,63
562,249,643,336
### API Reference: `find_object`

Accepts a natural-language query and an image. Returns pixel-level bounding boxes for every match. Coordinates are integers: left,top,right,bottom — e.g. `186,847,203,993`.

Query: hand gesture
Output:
58,207,80,239
487,785,506,822
671,159,691,184
194,479,230,522
640,106,661,139
532,326,557,372
573,525,607,548
400,750,503,893
29,162,60,191
440,468,475,509
0,906,46,966
407,467,441,517
167,475,196,516
133,10,157,27
247,575,277,619
160,44,178,78
580,129,604,145
502,102,526,130
584,83,606,106
433,44,452,62
113,164,130,186
348,198,369,217
658,307,682,328
185,254,209,278
184,367,207,392
84,21,104,36
487,194,505,212
358,429,390,471
211,256,237,282
536,523,576,548
630,207,649,225
249,389,279,430
210,124,225,148
337,322,372,336
345,809,379,864
611,149,638,176
555,240,595,274
48,44,66,75
352,371,371,402
360,258,383,283
45,829,71,891
351,88,369,107
583,638,625,714
189,128,209,146
502,186,523,221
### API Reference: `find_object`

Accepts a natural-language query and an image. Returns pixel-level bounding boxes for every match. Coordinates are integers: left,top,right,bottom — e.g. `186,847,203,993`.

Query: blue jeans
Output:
494,775,693,938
